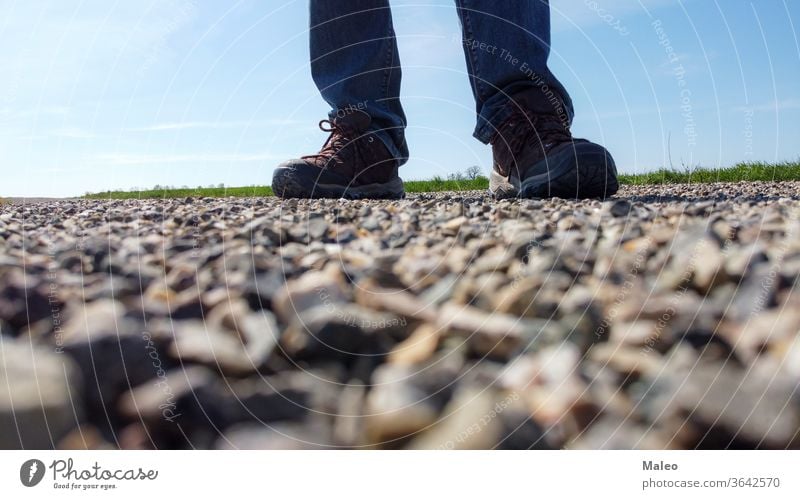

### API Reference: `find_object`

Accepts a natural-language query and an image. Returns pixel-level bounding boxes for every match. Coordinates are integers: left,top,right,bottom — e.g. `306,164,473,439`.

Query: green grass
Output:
82,160,800,199
83,185,274,200
619,160,800,185
82,177,491,199
403,177,489,192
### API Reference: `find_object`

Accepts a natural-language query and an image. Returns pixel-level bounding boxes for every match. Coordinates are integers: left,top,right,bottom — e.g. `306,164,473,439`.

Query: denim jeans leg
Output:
309,0,408,164
454,0,575,144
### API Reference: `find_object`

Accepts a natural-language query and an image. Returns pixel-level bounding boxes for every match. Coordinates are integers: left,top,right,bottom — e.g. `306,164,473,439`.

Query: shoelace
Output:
302,119,371,168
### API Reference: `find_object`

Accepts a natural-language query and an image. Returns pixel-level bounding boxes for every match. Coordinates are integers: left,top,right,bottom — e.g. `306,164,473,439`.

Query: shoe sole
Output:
491,142,619,200
272,163,405,200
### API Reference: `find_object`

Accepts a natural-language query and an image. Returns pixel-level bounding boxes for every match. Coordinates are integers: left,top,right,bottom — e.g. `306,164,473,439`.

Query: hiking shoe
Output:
489,104,618,200
272,110,404,199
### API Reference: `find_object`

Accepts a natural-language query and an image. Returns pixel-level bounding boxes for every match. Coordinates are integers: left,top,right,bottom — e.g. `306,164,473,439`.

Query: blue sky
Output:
1,0,798,197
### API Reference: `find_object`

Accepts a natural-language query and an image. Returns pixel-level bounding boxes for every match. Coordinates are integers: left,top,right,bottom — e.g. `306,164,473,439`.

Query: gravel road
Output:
2,182,799,449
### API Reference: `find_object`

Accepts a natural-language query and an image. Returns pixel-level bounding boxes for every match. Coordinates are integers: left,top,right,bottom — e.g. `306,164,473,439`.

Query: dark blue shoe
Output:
489,108,618,200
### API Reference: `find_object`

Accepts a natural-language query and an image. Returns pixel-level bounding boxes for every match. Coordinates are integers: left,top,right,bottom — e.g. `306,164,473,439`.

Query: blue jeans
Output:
310,0,574,166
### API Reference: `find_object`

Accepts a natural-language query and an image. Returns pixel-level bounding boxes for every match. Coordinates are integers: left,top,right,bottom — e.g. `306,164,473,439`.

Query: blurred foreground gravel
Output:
2,182,800,449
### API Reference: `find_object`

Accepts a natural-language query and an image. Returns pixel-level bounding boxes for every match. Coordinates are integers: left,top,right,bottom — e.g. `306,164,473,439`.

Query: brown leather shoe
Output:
489,100,618,200
272,110,404,199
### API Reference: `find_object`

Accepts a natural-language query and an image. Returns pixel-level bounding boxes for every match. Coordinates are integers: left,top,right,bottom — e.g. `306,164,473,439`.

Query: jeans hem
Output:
472,83,575,144
372,127,409,167
325,109,408,166
473,105,515,144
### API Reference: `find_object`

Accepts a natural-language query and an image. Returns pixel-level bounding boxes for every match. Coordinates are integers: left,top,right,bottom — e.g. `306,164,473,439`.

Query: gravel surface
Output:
2,182,800,449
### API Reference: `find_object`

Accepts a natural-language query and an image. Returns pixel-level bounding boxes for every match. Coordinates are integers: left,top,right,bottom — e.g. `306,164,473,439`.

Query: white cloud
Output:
91,152,284,165
52,127,97,139
14,106,72,119
122,119,304,132
732,99,800,113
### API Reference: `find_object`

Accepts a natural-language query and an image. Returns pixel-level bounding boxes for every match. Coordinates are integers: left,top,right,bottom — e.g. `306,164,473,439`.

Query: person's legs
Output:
272,1,407,199
454,0,618,199
454,0,572,142
310,0,408,163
